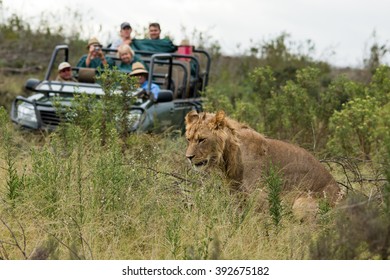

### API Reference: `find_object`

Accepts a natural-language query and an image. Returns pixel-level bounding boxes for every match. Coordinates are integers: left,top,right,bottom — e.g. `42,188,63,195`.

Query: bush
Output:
327,66,390,161
266,77,316,144
328,96,379,159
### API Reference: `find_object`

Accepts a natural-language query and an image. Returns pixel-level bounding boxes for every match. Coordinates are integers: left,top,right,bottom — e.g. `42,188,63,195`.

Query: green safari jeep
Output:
10,44,211,133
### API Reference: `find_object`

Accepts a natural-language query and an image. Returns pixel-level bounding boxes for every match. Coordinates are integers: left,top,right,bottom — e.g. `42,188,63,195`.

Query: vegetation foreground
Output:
0,112,313,260
0,102,390,260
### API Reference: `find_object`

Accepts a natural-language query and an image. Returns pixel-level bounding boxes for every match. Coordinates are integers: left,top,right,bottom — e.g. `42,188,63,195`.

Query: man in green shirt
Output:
77,37,115,70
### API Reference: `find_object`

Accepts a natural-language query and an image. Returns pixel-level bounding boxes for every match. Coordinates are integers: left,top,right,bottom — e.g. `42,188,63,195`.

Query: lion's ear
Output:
185,110,199,125
211,110,226,129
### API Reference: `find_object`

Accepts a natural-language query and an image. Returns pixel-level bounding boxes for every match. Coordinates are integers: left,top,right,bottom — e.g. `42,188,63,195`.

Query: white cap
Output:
58,62,71,71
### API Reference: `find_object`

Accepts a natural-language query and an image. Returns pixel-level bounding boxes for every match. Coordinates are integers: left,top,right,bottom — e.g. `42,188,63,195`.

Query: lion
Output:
185,110,342,216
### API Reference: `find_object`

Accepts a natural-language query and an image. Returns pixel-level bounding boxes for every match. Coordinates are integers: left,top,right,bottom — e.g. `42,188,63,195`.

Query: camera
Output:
94,46,101,51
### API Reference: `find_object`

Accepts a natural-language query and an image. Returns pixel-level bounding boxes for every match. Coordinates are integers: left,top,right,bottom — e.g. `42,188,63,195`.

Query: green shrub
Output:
249,66,277,101
55,67,138,146
366,65,390,105
319,75,364,121
202,86,235,115
265,69,318,145
327,66,390,161
328,96,379,159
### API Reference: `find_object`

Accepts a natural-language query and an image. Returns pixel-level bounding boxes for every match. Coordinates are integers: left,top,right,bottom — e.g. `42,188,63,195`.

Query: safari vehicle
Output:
10,44,211,133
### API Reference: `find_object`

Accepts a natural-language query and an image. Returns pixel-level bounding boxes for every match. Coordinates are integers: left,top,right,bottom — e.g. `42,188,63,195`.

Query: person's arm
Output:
150,83,160,99
100,55,108,66
110,38,122,50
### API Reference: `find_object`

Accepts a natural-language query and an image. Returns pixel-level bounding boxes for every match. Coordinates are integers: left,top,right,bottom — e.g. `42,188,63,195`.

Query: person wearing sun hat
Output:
55,62,78,82
129,62,160,99
77,37,115,69
110,22,133,49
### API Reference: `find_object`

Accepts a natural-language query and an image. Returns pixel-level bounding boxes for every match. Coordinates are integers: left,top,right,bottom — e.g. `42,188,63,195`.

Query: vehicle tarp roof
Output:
131,38,177,53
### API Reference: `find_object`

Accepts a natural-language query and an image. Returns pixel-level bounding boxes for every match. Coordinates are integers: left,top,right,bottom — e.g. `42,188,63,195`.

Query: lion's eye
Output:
198,138,206,144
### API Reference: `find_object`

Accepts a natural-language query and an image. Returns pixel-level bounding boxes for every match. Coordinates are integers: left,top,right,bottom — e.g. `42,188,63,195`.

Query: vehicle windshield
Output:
38,81,105,95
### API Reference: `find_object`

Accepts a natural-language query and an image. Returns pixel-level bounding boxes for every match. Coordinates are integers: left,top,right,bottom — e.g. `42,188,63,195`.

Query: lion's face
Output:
185,124,221,168
185,111,227,169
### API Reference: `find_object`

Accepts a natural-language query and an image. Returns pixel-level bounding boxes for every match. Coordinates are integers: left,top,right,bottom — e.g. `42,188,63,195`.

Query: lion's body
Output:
185,111,341,207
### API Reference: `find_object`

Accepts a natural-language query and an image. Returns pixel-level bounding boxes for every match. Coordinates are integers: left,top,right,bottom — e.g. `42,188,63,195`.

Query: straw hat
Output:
87,37,102,49
129,62,148,76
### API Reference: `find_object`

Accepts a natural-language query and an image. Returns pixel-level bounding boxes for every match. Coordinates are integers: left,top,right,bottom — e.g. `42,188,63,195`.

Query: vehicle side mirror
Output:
25,78,41,91
155,90,173,103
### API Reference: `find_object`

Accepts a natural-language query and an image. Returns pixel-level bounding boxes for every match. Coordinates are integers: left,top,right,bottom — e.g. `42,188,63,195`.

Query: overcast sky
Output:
2,0,390,68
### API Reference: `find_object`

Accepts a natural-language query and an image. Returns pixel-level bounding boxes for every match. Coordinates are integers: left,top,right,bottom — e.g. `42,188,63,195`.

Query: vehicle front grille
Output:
40,110,61,126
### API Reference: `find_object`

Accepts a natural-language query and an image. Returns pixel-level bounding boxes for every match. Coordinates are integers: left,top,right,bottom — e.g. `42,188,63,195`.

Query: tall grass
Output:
2,109,387,259
0,110,320,259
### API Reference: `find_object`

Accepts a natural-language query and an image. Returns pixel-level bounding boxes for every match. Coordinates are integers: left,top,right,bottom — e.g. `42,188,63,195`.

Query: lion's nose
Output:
186,154,194,161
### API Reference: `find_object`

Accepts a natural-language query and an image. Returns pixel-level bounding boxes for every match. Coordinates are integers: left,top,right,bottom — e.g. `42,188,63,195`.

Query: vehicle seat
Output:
78,68,96,83
153,64,177,95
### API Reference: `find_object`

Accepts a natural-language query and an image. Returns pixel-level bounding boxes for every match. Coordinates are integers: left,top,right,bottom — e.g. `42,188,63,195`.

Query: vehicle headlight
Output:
127,110,142,131
114,109,143,132
17,102,38,129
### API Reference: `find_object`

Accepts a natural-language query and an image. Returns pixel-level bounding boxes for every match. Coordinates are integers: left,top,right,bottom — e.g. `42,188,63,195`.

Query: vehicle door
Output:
149,101,175,133
170,100,195,131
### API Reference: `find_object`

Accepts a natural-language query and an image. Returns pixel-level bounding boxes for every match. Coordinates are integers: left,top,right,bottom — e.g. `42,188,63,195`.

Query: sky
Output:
2,0,390,68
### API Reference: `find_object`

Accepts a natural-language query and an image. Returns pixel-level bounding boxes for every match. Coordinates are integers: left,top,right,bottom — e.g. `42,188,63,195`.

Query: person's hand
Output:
136,88,149,99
